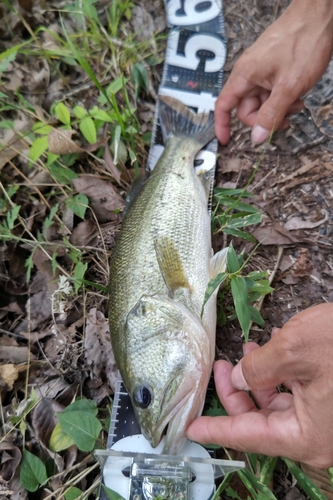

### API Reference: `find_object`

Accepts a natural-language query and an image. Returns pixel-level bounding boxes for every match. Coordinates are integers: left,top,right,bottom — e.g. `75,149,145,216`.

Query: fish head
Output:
123,294,212,455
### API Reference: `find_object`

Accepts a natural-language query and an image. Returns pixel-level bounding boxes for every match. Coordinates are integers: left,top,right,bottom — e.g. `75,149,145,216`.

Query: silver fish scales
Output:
109,96,227,454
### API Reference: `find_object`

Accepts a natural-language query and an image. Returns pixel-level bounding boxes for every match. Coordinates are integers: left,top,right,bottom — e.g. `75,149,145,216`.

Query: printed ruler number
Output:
168,30,226,73
167,0,221,26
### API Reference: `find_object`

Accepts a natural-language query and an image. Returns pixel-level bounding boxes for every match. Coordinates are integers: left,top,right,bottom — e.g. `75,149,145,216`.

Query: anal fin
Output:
211,247,228,277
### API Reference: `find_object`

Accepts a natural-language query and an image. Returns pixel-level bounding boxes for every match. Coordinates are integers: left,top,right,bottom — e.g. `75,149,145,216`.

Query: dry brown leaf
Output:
278,254,294,272
72,175,124,222
0,118,31,170
8,471,28,500
18,0,33,13
252,225,298,246
32,398,64,449
103,144,122,184
284,210,328,230
0,364,27,391
290,248,313,277
276,159,319,185
219,157,250,173
0,346,36,364
0,440,21,482
85,308,117,394
48,128,83,154
70,219,98,247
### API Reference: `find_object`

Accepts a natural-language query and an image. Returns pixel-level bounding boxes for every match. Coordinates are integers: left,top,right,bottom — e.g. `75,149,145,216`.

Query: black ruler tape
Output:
100,2,226,497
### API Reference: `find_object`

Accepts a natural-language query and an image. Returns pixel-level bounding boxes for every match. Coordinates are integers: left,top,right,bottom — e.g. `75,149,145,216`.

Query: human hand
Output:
186,303,333,467
216,0,333,144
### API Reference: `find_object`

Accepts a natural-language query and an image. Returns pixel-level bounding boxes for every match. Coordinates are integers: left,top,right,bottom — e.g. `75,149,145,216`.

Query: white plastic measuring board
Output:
98,2,245,499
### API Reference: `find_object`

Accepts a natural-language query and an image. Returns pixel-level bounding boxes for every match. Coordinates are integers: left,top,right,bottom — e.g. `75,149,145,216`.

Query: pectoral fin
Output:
211,247,228,277
154,236,191,293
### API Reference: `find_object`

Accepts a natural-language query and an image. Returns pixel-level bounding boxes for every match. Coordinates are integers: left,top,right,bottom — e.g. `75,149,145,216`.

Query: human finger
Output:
213,360,257,415
240,343,292,410
251,83,300,143
186,406,303,460
215,77,254,144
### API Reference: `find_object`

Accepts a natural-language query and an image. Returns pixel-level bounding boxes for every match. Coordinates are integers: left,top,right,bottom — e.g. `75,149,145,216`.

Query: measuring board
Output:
96,2,245,499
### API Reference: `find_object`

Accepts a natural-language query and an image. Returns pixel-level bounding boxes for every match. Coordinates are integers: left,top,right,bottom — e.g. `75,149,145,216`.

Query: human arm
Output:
216,0,333,144
186,303,333,468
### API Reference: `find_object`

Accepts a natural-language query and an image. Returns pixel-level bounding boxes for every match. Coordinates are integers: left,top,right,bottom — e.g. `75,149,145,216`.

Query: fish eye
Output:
133,386,152,408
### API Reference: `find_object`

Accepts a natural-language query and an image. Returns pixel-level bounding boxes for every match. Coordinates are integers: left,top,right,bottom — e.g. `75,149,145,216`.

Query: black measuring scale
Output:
95,2,246,498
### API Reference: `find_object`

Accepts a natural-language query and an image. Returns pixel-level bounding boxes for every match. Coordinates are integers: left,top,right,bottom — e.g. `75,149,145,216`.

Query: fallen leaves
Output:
84,308,118,400
72,175,124,222
284,210,328,231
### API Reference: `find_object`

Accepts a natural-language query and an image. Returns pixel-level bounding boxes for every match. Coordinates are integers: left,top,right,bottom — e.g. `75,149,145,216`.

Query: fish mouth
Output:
149,386,194,452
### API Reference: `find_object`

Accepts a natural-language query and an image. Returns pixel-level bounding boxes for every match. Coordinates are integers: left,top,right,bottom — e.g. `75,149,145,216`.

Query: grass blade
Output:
283,458,329,500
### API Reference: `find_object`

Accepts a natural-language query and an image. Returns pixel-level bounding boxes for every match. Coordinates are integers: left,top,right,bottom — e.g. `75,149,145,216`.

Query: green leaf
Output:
48,163,78,184
231,276,251,340
66,194,88,219
227,212,261,228
238,468,278,499
227,244,240,273
112,124,121,164
102,484,126,500
55,102,71,125
247,271,269,280
63,398,97,415
44,203,59,230
216,198,259,214
132,62,149,97
245,279,274,295
89,107,114,122
259,456,277,485
249,307,265,327
6,204,20,230
79,116,97,144
73,105,86,119
29,136,49,162
225,486,243,500
283,458,328,500
224,227,257,242
32,122,53,135
0,119,14,129
107,77,124,95
214,187,253,198
25,254,34,283
201,272,227,317
73,261,88,294
56,411,102,452
20,449,48,492
49,422,76,452
64,487,82,500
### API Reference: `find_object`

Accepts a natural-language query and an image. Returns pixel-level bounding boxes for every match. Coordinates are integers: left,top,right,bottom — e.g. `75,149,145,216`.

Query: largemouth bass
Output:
108,96,227,454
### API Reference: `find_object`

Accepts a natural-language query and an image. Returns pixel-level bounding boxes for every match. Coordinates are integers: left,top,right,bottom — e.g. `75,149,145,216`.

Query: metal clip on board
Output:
97,2,246,498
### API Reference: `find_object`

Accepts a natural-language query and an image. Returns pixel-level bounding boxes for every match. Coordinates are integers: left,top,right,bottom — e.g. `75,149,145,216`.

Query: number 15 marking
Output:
168,30,226,73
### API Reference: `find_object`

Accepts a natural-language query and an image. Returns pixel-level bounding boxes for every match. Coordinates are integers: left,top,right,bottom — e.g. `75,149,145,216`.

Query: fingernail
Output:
251,125,270,144
231,362,249,391
271,327,280,336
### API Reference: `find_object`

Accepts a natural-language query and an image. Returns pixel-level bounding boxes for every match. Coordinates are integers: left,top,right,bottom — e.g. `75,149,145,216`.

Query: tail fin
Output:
158,95,215,148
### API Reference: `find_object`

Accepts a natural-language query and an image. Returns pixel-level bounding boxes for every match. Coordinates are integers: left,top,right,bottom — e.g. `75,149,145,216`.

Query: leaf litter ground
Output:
0,0,333,499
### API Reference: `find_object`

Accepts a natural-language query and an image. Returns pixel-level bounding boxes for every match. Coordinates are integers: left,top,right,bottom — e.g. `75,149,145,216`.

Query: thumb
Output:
251,85,299,143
